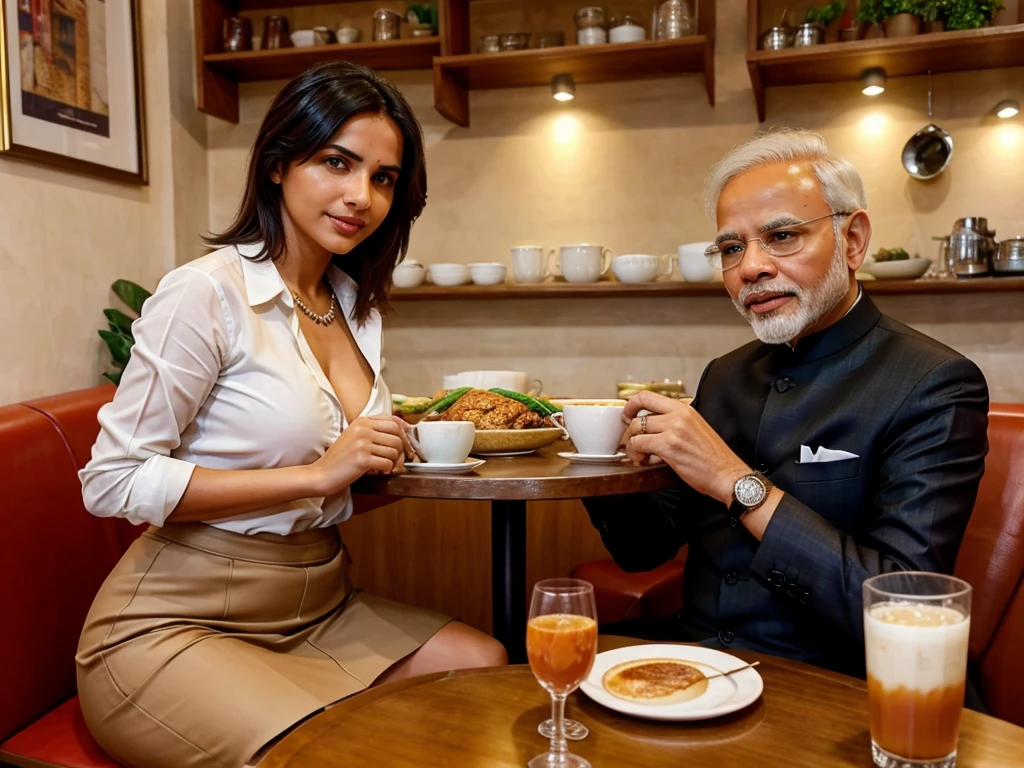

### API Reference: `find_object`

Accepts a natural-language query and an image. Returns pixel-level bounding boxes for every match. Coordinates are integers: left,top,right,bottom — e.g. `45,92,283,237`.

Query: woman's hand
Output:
621,391,750,506
311,416,408,495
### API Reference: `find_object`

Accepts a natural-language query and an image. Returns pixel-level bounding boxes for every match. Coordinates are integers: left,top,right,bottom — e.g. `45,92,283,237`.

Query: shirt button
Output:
729,516,740,529
725,568,738,586
719,630,735,645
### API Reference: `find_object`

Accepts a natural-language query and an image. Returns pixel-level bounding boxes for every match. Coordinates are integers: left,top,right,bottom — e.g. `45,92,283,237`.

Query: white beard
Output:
732,246,851,346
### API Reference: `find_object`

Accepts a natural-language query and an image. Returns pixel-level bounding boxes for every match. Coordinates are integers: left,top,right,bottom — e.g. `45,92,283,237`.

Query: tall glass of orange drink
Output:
863,572,972,768
526,578,598,768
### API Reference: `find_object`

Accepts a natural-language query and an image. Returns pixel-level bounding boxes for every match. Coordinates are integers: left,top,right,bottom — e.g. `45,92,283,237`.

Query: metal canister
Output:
373,9,403,41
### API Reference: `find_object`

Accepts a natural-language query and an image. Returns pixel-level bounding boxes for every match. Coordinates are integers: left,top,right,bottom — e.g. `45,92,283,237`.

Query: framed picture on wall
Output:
0,0,147,184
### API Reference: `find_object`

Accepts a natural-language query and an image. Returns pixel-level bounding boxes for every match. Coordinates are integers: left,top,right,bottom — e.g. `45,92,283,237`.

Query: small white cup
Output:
555,244,613,283
511,246,551,284
677,242,716,282
290,29,315,47
393,261,426,288
612,253,673,283
551,400,626,455
469,262,507,285
336,26,360,43
410,421,475,464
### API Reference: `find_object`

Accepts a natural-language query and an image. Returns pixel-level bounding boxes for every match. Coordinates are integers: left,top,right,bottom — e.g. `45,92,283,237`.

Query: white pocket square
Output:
799,445,859,463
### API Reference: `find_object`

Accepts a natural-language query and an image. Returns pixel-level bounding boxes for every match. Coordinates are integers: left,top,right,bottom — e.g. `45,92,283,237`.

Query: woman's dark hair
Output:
204,61,427,324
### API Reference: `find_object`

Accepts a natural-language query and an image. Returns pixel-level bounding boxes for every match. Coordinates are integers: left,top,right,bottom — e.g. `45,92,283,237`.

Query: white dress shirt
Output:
80,244,390,535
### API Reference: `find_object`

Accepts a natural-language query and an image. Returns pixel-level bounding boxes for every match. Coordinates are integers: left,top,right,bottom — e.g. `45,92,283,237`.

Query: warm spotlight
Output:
551,73,575,102
996,99,1020,119
860,67,886,97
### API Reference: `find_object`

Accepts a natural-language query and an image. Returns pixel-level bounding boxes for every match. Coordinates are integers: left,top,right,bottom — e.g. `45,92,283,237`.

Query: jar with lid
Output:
655,0,692,39
609,14,646,43
574,6,607,28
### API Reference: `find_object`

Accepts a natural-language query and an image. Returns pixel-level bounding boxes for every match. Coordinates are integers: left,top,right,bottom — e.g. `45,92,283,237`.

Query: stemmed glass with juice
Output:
526,578,598,768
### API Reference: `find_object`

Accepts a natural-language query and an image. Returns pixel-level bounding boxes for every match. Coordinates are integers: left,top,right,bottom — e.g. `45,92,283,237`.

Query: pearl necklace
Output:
293,281,337,326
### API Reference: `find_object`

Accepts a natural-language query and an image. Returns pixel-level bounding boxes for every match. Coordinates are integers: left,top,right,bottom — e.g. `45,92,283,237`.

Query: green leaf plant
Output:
98,279,151,385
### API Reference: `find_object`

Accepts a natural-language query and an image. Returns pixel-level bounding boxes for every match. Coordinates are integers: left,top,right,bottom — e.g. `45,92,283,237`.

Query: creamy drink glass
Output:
863,572,972,768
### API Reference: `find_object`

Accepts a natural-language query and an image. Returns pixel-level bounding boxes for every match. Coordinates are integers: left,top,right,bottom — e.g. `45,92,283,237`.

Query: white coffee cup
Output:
677,242,716,282
511,246,552,284
554,244,613,283
551,399,626,455
612,253,673,283
409,420,475,464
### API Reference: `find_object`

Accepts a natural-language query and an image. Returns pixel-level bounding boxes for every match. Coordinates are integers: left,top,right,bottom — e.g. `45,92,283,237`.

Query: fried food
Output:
602,658,709,704
440,389,545,430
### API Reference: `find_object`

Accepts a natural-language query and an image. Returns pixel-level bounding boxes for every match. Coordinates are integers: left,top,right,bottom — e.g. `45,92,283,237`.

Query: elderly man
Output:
585,129,988,677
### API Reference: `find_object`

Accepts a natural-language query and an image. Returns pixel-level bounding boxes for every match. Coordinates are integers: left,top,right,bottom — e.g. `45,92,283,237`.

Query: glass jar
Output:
574,6,607,29
658,0,692,39
477,34,500,53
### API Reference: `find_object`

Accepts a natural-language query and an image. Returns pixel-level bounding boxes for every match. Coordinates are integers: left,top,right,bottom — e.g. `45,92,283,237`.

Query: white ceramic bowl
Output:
290,30,315,47
336,26,360,43
864,257,931,280
392,262,426,288
469,262,507,285
428,263,471,286
612,254,668,283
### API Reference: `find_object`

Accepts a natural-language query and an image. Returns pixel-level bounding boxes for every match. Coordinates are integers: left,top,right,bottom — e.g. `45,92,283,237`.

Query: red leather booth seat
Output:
0,385,128,768
572,403,1024,728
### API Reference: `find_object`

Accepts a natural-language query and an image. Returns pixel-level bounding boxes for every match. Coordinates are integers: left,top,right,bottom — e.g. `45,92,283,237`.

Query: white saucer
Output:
558,451,627,465
406,459,486,474
580,644,764,722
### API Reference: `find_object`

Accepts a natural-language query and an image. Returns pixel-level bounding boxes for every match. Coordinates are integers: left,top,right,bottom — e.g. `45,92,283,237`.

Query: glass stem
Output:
549,693,569,763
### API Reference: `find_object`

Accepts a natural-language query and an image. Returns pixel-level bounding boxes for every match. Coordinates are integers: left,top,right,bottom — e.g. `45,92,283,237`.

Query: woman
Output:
76,62,506,768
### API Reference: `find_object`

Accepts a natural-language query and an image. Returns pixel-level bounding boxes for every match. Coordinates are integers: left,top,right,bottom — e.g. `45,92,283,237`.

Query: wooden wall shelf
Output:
204,38,441,82
745,0,1024,122
434,37,715,127
391,277,1024,301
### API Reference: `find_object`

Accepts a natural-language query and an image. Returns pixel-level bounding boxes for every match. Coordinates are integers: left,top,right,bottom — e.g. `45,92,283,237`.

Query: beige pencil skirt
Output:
76,522,450,768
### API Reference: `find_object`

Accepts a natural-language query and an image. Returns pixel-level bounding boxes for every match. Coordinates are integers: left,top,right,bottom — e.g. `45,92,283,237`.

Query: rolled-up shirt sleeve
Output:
80,267,231,526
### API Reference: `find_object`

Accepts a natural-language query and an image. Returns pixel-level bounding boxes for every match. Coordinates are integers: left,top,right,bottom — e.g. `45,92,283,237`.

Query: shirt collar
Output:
237,243,289,308
780,285,880,363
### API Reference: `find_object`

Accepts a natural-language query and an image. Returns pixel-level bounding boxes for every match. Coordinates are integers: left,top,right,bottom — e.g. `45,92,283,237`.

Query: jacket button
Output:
774,376,794,393
770,570,786,588
787,583,800,598
799,590,812,605
719,630,735,645
725,568,738,586
729,516,740,529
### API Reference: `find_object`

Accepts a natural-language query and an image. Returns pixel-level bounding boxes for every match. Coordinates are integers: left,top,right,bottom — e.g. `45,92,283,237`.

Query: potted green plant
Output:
856,0,887,37
917,0,948,30
97,279,151,384
881,0,923,36
944,0,1004,29
796,0,846,43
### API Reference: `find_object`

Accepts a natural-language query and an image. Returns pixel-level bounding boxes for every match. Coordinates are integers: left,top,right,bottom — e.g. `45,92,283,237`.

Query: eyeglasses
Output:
704,212,852,271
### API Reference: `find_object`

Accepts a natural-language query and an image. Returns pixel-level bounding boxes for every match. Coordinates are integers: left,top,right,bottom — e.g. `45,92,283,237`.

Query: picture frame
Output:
0,0,147,184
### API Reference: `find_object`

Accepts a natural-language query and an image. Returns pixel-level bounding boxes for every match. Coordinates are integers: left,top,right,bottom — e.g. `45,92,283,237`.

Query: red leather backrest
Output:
0,403,123,742
978,579,1024,727
954,403,1024,660
24,385,144,553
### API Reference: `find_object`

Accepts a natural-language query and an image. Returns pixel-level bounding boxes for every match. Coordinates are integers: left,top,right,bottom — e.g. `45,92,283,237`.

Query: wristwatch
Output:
730,471,774,516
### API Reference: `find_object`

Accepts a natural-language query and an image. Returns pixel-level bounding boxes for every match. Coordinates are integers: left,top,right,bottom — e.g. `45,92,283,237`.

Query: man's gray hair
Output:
703,128,867,220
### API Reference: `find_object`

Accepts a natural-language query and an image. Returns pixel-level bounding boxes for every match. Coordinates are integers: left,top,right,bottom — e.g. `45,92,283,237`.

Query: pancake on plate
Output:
602,658,710,705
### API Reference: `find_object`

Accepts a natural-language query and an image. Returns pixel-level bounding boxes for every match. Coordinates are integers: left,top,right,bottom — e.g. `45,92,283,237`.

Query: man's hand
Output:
622,391,751,507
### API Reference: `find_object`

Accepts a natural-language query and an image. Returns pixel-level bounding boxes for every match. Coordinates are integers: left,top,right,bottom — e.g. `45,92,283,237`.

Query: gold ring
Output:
640,414,648,435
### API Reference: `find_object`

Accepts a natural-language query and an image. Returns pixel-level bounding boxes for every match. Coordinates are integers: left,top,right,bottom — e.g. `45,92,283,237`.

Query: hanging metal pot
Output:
901,72,953,180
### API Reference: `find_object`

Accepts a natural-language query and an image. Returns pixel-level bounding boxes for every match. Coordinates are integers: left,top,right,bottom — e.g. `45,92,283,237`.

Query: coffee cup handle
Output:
658,253,674,277
528,378,543,396
600,248,613,276
550,412,570,440
547,248,559,278
408,425,426,462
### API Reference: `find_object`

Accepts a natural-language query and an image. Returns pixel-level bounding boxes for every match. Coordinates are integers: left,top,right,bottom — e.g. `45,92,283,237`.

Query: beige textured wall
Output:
0,0,208,405
207,0,1024,401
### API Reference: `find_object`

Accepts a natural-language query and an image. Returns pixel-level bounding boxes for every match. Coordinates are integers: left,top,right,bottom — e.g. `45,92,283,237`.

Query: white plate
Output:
558,452,627,464
405,459,486,474
580,645,764,722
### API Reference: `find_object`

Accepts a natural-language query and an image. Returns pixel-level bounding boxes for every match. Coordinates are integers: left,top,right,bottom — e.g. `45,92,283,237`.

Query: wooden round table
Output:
262,638,1024,767
354,445,677,662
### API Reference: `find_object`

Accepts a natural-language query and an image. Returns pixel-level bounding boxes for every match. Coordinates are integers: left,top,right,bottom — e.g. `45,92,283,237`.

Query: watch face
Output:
735,475,767,507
